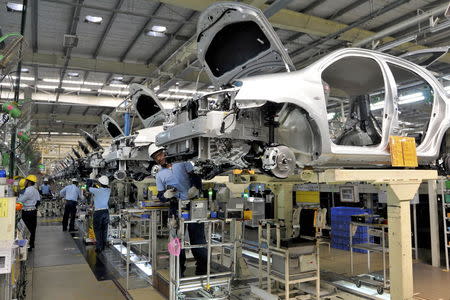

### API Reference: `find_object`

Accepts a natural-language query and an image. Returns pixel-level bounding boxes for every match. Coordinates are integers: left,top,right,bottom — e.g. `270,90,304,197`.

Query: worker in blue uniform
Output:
87,175,111,254
60,178,84,232
148,144,207,276
39,178,52,200
18,175,41,250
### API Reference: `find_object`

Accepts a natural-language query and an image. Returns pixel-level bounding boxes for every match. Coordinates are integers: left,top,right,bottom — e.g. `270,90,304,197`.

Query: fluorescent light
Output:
67,72,80,77
167,88,207,95
376,34,417,52
151,25,167,33
399,96,425,105
113,76,123,81
85,15,103,24
83,81,103,86
43,78,103,86
98,89,128,95
398,92,425,105
399,92,423,100
6,2,23,12
109,83,128,88
21,68,29,73
158,93,189,99
0,82,28,88
42,78,61,83
430,20,450,33
63,87,92,92
370,101,384,111
36,84,58,89
146,31,166,38
11,76,34,81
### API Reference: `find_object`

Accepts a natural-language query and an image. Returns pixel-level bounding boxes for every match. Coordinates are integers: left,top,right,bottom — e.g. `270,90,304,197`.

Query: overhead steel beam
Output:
290,0,410,58
145,11,197,65
41,0,190,23
55,0,84,107
33,113,100,125
31,0,38,52
263,0,294,18
93,0,125,59
119,3,163,62
22,52,156,76
353,2,449,47
285,0,369,46
372,0,449,33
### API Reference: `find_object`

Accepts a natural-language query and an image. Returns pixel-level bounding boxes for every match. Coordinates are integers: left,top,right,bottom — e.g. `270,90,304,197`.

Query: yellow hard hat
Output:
19,178,26,189
25,174,38,183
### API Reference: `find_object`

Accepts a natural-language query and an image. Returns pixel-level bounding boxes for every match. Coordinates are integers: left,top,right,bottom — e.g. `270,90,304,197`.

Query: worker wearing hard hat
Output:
60,178,84,232
86,175,111,254
39,178,52,199
149,144,207,276
18,175,41,251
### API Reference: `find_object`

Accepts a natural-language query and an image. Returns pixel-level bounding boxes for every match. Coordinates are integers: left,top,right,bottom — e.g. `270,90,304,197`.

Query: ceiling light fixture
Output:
43,78,103,86
167,88,207,95
11,76,34,81
146,30,166,38
0,82,28,88
21,68,29,73
63,87,92,92
67,72,80,77
376,34,417,52
98,89,128,95
109,83,128,88
85,15,103,24
151,25,167,33
6,2,23,12
36,84,58,89
113,76,123,81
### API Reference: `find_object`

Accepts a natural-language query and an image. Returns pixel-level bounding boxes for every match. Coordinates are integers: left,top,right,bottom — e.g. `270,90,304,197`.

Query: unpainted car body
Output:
145,2,450,178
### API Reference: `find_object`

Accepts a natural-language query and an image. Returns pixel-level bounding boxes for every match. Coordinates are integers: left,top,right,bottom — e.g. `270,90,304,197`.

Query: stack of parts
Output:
331,207,372,253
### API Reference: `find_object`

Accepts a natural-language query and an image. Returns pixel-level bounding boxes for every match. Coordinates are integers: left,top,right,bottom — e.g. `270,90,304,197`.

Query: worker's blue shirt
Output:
89,187,110,210
40,184,51,195
18,186,41,210
156,162,194,200
60,184,84,202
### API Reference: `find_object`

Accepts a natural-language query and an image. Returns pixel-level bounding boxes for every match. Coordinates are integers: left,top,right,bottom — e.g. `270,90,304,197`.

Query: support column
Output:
271,183,294,237
387,182,420,300
427,180,440,267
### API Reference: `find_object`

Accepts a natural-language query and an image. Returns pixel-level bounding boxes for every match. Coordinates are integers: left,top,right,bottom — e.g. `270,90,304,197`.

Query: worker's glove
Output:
187,186,199,199
164,188,177,199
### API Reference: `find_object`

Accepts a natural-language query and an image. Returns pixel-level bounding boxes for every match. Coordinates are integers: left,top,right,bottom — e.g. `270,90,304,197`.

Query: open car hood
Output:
78,141,90,155
102,114,124,139
130,84,165,128
197,2,294,87
400,46,450,67
80,130,103,152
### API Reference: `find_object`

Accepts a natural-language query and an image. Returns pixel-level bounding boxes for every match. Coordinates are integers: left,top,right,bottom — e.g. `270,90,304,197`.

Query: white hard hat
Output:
71,178,78,182
44,178,49,182
98,175,109,186
148,143,164,159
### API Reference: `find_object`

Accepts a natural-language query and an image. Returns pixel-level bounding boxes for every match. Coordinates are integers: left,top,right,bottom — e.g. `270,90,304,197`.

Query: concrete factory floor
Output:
23,220,450,300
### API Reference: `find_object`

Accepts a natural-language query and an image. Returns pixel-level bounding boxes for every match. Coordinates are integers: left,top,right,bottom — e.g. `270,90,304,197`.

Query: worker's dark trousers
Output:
62,200,77,231
180,223,208,276
22,210,37,249
93,209,109,251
